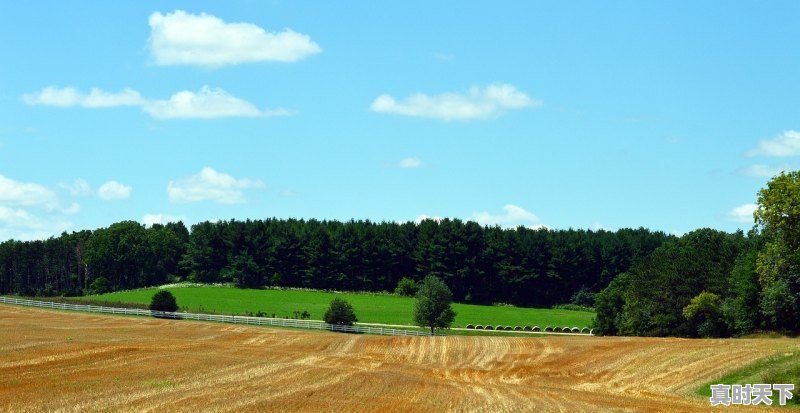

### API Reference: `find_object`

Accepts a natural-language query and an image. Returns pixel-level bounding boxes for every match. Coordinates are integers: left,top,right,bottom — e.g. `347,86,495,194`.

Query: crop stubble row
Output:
0,304,795,412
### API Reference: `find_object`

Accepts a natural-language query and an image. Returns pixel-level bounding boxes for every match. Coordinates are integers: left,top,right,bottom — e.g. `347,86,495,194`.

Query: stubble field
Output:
0,303,796,412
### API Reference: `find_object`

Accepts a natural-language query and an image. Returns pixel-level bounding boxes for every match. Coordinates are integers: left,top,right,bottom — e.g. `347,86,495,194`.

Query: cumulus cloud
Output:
470,204,547,229
59,179,93,196
414,214,443,223
143,86,289,119
371,84,540,121
398,157,423,168
23,85,288,120
97,181,132,200
148,10,321,67
168,167,265,204
0,174,58,208
746,130,800,157
0,206,72,241
22,87,145,108
142,213,185,227
0,175,74,241
738,164,793,178
728,203,758,223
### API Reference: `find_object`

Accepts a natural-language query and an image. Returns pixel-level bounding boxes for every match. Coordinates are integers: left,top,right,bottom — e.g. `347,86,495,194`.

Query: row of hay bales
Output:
464,324,593,334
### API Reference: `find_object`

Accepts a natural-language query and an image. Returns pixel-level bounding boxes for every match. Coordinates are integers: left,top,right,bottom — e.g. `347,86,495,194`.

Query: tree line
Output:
595,172,800,337
0,218,668,307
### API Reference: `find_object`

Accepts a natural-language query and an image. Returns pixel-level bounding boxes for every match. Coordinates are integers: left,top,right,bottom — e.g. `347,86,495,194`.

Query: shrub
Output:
553,303,594,312
149,290,178,312
394,277,419,297
88,277,111,295
323,297,358,326
570,287,596,307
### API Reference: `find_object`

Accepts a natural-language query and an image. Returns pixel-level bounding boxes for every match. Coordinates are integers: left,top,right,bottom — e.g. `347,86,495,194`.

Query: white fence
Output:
0,296,437,337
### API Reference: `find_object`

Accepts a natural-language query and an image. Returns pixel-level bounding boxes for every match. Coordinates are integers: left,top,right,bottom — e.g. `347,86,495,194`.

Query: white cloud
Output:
738,164,793,178
97,181,132,200
0,174,58,208
24,85,288,120
168,167,265,204
62,203,81,215
746,130,800,157
22,87,145,108
59,179,93,196
0,175,74,241
143,86,289,119
470,204,547,229
371,84,541,121
0,206,72,241
398,156,423,169
148,10,321,67
728,203,758,223
414,214,443,223
142,213,185,227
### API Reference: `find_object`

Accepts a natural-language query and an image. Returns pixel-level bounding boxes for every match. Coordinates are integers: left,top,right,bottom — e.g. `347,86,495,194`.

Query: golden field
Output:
0,303,796,412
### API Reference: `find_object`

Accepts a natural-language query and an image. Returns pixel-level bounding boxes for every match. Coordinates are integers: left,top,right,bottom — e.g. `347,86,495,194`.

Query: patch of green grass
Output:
76,285,595,328
697,351,800,407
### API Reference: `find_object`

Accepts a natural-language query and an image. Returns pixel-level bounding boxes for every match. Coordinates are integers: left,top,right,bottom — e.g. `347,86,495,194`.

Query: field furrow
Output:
1,304,796,412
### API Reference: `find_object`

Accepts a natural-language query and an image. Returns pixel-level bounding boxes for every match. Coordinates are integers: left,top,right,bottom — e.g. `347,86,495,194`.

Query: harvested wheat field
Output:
0,304,796,412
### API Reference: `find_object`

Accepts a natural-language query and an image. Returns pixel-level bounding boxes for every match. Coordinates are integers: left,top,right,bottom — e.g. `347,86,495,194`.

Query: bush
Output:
323,297,357,326
150,290,178,312
394,277,419,296
570,287,595,307
553,303,594,312
88,277,111,295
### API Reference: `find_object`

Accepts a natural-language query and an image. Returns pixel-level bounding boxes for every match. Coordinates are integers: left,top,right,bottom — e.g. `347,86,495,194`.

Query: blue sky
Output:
1,1,799,240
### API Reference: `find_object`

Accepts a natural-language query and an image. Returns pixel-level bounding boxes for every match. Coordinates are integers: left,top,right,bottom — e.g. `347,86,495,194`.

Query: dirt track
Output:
0,303,796,412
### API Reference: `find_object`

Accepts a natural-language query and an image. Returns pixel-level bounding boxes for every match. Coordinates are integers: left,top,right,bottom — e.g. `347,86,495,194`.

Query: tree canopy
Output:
323,297,357,326
413,275,456,334
0,219,668,309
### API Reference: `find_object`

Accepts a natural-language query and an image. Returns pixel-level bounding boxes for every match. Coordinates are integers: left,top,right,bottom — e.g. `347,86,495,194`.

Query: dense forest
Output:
2,172,799,338
0,219,668,307
595,172,800,337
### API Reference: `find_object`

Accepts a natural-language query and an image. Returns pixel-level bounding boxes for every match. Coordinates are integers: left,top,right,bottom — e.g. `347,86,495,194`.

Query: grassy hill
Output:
78,285,595,328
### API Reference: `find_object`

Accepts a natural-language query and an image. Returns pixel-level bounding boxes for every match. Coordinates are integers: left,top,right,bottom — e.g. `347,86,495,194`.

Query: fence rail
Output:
0,296,438,337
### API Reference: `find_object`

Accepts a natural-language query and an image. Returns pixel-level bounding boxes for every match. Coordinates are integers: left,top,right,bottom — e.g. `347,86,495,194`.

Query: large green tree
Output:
754,171,800,331
413,275,456,335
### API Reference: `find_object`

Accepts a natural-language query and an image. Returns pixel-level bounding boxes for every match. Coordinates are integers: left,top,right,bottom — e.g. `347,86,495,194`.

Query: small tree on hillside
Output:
413,275,456,335
150,290,178,312
324,297,358,326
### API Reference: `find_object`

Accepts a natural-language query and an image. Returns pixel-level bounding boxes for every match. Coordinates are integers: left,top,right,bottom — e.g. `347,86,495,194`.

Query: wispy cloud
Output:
168,167,265,204
398,156,423,169
59,179,92,197
371,84,540,121
728,203,758,223
746,130,800,157
738,164,794,178
148,10,321,67
23,85,291,120
22,87,145,108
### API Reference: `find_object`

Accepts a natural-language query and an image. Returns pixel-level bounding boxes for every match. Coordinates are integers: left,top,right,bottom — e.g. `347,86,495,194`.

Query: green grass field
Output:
77,285,595,328
697,350,800,407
